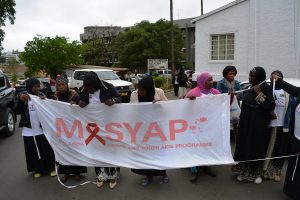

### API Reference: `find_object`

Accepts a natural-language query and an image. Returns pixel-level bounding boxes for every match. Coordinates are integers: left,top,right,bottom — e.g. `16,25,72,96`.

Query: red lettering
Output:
142,122,167,143
56,118,83,138
105,123,123,142
123,122,143,143
169,119,188,140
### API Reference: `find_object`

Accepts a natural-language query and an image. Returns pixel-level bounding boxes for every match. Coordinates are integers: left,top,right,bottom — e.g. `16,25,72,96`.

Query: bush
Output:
153,76,164,88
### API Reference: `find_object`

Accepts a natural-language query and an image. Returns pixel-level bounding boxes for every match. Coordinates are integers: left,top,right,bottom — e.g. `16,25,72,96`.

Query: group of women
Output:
16,67,299,198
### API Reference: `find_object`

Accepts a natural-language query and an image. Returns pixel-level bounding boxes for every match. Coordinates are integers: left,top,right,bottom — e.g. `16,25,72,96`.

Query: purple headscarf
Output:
185,72,220,97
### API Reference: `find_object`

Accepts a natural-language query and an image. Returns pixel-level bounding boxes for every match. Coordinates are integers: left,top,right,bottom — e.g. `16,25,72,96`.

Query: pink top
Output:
185,72,220,98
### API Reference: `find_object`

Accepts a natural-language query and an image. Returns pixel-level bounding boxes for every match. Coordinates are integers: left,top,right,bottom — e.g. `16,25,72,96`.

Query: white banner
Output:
31,94,234,169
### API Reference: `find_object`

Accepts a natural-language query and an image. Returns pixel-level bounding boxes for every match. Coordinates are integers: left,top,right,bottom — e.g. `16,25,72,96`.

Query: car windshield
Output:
96,71,120,80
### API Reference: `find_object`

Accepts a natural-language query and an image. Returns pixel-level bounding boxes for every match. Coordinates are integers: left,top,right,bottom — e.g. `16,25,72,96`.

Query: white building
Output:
192,0,300,82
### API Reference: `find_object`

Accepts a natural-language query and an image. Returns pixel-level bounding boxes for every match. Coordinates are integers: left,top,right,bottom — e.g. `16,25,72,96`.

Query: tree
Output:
0,56,5,63
82,38,112,66
20,35,83,76
113,19,184,72
0,0,16,51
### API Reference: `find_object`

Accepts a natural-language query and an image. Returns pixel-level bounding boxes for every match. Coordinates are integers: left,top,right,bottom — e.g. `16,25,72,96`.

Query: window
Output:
211,33,234,60
74,71,88,80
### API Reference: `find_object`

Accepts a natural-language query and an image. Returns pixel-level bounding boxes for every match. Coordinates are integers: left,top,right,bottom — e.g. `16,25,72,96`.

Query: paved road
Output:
0,92,291,200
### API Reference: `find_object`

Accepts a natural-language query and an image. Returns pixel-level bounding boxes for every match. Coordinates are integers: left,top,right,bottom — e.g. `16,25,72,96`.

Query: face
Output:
137,85,147,97
249,71,257,85
205,76,214,90
57,81,68,93
226,71,236,82
270,72,281,82
31,83,41,95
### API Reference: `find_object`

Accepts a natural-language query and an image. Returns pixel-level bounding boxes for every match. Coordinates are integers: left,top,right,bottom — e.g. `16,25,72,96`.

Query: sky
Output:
2,0,233,52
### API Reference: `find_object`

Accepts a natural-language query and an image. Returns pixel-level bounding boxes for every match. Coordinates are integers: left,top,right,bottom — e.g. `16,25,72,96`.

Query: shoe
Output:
190,172,198,183
159,175,170,184
50,171,57,177
109,179,118,189
62,174,69,183
274,175,281,182
96,179,104,188
237,174,245,182
141,177,151,186
203,167,216,177
254,177,263,184
75,174,81,181
33,172,41,178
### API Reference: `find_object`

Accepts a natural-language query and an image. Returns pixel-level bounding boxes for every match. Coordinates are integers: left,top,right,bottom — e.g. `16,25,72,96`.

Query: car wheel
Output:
0,108,15,137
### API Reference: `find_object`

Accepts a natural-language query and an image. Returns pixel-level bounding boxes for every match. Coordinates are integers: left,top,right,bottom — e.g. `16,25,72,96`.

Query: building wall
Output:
194,0,300,82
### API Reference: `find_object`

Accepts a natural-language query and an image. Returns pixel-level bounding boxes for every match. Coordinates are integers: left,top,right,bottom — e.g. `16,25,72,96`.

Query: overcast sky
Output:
2,0,233,52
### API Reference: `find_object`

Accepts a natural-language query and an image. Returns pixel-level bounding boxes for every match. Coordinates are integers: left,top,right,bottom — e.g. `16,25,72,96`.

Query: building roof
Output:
191,0,247,23
174,18,195,28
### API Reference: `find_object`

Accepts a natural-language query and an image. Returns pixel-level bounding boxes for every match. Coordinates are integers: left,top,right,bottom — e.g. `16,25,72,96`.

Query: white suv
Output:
69,69,135,102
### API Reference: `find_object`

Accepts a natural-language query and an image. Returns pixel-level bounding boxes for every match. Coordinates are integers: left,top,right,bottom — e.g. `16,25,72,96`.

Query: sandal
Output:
160,175,170,184
141,177,151,186
62,174,69,183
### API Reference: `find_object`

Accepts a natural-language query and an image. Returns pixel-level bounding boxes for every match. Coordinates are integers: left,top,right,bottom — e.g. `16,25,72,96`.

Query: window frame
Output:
209,33,235,62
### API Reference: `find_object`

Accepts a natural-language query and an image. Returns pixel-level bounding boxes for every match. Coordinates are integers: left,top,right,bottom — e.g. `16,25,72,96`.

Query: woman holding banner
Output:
185,72,220,183
53,76,87,183
130,75,169,186
14,78,56,178
78,71,120,189
271,73,300,199
233,67,275,184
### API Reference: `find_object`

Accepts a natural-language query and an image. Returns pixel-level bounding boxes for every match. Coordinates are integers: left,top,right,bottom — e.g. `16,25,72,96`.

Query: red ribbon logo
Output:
85,123,106,146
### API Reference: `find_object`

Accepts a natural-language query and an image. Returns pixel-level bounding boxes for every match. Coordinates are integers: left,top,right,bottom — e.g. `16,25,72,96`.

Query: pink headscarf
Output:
185,72,220,97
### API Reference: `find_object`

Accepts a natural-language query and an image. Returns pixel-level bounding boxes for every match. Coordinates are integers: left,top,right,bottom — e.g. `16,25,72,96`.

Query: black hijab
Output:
25,78,40,95
138,76,155,102
251,66,266,85
83,71,101,91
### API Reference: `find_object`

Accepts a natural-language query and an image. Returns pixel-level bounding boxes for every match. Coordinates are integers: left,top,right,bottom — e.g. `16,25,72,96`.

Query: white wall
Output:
195,0,300,82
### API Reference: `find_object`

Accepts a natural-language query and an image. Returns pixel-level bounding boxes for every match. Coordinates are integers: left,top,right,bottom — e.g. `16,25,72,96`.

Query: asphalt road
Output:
0,91,292,200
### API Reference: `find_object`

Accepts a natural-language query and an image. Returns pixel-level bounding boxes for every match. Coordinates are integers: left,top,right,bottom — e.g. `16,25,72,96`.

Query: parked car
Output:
0,72,16,137
69,69,135,103
153,69,172,78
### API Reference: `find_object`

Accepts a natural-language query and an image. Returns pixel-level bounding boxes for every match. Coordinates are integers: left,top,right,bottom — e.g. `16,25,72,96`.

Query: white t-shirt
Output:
89,90,101,104
270,89,286,127
22,100,44,137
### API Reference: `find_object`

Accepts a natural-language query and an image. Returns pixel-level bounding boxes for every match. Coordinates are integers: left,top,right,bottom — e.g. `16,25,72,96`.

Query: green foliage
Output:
113,19,184,72
153,76,164,88
152,72,159,77
0,0,16,51
0,56,5,63
20,35,83,76
82,38,111,66
11,73,17,84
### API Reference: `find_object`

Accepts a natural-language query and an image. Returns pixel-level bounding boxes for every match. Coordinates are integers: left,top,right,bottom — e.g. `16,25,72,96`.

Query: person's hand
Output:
70,101,76,105
78,100,87,108
189,96,196,100
253,85,262,95
270,111,277,120
104,99,115,106
20,93,30,102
